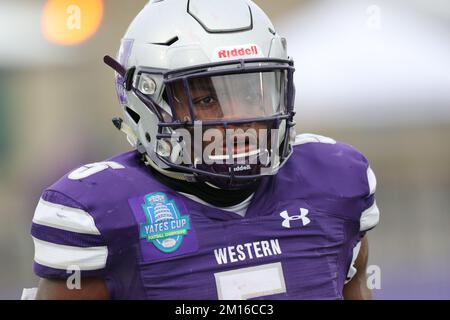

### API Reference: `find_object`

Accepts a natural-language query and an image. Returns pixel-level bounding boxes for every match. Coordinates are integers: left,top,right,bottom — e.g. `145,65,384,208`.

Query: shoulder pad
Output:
30,151,160,279
283,134,379,229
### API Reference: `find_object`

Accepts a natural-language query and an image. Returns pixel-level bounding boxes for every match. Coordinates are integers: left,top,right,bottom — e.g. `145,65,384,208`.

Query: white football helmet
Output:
104,0,296,189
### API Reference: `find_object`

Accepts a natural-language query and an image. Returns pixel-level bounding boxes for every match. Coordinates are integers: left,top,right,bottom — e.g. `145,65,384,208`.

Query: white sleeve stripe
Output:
360,201,380,231
367,167,377,195
345,241,361,284
21,288,38,300
33,198,100,235
33,237,108,271
294,133,337,146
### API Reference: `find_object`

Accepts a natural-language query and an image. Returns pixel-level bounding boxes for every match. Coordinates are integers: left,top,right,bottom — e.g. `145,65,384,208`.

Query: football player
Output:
28,0,379,300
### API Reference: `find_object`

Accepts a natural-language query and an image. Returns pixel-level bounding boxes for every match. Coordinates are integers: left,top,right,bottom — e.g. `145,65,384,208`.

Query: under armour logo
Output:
280,208,311,228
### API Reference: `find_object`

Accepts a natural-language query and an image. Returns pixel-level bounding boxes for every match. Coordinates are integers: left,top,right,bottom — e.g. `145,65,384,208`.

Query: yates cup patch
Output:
129,192,198,261
140,193,190,253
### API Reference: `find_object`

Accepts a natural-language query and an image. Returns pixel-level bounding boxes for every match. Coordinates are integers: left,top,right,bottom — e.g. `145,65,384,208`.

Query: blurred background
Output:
0,0,449,299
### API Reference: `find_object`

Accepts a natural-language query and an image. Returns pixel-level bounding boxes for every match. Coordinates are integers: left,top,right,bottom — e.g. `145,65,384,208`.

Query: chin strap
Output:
142,153,196,182
112,117,195,182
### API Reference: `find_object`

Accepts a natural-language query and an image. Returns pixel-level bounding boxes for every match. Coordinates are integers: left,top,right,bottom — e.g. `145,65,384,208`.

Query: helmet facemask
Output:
105,56,296,190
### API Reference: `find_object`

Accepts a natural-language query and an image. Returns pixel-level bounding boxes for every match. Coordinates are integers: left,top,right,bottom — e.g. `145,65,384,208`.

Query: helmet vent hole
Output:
151,36,179,46
165,36,179,46
162,89,169,104
125,107,141,124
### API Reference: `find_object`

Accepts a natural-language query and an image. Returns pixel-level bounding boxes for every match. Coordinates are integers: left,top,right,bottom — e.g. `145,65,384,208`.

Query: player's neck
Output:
147,164,260,207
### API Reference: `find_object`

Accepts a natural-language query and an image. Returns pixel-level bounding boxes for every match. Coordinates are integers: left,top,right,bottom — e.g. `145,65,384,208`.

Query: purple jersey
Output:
30,134,379,300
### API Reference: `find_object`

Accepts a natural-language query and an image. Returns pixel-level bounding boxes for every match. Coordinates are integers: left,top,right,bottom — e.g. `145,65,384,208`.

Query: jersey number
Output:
68,161,125,180
214,262,286,300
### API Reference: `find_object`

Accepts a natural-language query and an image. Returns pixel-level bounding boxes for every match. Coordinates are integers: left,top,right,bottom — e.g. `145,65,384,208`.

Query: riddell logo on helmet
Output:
216,45,261,60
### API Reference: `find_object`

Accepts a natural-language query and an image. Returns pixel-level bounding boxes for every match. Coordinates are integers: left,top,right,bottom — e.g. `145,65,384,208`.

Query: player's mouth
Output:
228,142,251,155
207,143,260,161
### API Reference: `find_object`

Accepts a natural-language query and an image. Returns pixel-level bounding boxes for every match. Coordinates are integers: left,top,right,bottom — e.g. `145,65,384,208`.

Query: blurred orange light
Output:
42,0,104,46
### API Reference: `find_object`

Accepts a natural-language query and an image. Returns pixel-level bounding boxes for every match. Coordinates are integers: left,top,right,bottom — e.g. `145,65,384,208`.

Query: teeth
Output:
208,149,261,161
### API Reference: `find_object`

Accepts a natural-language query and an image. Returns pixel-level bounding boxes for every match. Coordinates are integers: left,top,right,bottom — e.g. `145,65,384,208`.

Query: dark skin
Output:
35,83,373,300
35,277,109,300
35,236,372,300
171,79,270,158
171,77,268,122
342,235,373,300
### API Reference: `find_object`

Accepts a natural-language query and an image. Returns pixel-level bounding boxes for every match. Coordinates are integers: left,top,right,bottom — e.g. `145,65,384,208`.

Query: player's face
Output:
170,78,223,121
170,71,286,120
170,77,266,122
170,76,273,156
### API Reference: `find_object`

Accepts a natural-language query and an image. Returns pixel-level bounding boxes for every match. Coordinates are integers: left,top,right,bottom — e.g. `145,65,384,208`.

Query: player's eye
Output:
193,96,217,107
